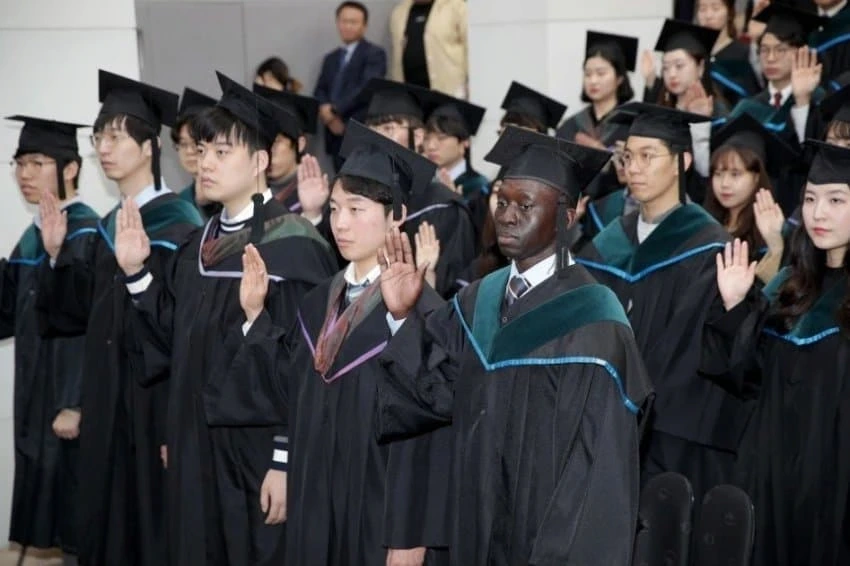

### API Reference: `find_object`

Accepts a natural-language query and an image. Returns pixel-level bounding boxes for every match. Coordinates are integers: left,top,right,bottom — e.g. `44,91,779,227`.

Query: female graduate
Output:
710,140,850,566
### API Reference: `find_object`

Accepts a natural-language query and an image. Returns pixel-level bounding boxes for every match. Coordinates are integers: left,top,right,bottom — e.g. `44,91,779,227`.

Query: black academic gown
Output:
710,41,761,107
702,267,850,566
130,199,336,566
810,5,850,85
204,272,451,565
376,264,653,566
2,203,99,554
577,205,746,502
36,192,203,566
179,182,223,220
403,181,477,298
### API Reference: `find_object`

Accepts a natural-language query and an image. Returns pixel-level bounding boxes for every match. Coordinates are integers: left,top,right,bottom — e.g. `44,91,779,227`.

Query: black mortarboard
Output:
754,3,826,40
819,82,850,124
806,139,850,185
178,87,217,121
421,90,486,137
253,83,320,136
8,115,86,200
587,30,639,72
654,19,719,56
500,81,567,131
338,120,437,219
485,126,612,275
358,78,426,121
97,70,179,191
712,112,799,175
216,71,300,148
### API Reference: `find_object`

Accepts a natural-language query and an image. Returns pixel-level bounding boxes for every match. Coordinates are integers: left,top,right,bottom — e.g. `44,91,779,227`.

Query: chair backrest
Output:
632,472,694,566
691,484,755,566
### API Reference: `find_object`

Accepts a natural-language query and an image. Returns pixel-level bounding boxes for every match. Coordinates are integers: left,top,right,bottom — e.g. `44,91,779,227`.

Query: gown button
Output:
28,289,35,296
501,316,508,323
480,409,486,416
106,339,112,345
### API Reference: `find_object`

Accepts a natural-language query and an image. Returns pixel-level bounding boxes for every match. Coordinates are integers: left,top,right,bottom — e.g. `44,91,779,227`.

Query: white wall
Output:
0,0,140,545
467,0,673,177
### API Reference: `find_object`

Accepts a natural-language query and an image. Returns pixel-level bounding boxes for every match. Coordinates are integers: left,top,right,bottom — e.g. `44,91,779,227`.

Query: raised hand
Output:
791,47,822,107
414,221,440,288
575,195,591,223
378,228,427,320
747,0,770,38
716,239,757,311
753,189,785,251
640,50,657,88
39,189,67,259
296,154,330,220
115,198,151,276
682,82,714,117
240,243,269,323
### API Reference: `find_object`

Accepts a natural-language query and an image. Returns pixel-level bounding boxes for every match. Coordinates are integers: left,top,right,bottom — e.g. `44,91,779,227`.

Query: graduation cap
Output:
177,88,217,121
753,3,826,41
357,78,426,122
7,115,86,200
806,139,850,185
587,30,639,72
654,19,719,57
485,126,612,275
253,83,320,136
420,90,486,137
500,81,567,132
612,102,711,202
338,120,437,220
97,70,179,191
712,112,799,176
819,82,850,124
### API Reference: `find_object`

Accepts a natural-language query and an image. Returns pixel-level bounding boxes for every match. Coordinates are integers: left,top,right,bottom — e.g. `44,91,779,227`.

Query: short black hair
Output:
93,113,158,147
759,26,807,49
192,106,272,156
170,114,194,145
364,114,424,130
499,111,547,134
581,43,635,105
336,1,368,23
334,174,393,212
425,113,470,140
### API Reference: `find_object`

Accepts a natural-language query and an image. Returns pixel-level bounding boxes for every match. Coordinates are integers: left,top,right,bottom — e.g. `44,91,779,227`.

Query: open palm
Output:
115,198,151,276
753,189,785,250
379,228,426,320
296,154,330,217
39,189,67,259
716,239,756,311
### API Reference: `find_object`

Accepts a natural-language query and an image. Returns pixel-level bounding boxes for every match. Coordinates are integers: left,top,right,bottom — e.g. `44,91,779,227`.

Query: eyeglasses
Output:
373,123,412,138
757,45,791,58
90,132,131,148
621,151,672,169
9,158,56,172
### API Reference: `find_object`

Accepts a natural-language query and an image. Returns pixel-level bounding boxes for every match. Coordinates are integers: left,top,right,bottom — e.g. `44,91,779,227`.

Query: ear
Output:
254,149,270,177
62,160,79,185
565,206,577,229
389,203,408,228
697,59,706,77
141,137,154,158
462,138,470,151
682,151,693,173
297,135,307,154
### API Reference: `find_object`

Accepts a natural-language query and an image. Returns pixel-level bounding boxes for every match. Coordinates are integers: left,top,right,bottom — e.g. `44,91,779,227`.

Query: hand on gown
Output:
39,189,67,260
52,408,81,440
386,547,427,566
378,228,427,321
260,469,287,525
716,238,757,311
115,198,151,277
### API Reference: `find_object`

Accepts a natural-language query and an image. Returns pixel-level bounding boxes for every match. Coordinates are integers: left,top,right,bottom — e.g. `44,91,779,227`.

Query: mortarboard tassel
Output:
151,134,162,191
250,192,265,244
55,159,67,201
556,194,570,279
677,152,687,204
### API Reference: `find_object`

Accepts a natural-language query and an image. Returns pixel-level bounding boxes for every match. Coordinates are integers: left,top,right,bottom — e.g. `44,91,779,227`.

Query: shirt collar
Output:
508,253,567,291
768,83,793,104
820,0,847,17
33,195,82,229
133,180,171,209
220,189,273,224
343,262,381,286
447,159,467,182
343,41,359,57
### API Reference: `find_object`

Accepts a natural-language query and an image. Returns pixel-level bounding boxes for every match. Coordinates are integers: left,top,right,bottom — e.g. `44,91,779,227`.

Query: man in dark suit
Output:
315,1,387,168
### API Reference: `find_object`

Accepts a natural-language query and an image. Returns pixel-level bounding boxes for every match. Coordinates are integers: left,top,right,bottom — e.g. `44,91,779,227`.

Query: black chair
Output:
632,472,694,566
691,484,755,566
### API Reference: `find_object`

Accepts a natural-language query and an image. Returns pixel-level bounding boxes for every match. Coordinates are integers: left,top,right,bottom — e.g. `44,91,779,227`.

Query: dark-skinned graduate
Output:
202,120,451,566
576,101,746,505
374,125,654,566
118,71,336,566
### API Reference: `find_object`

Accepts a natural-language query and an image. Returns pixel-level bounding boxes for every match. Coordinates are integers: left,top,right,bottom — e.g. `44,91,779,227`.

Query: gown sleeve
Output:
0,258,17,339
35,232,98,337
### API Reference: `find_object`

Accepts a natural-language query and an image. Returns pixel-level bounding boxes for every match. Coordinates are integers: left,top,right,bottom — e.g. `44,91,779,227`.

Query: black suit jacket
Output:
314,38,387,120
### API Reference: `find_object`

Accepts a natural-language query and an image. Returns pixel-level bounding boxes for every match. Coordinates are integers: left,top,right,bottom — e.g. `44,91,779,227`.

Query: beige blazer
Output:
389,0,469,99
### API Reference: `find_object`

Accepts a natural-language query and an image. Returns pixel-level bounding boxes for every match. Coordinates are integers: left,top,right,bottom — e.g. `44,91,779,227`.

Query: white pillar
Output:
0,0,140,544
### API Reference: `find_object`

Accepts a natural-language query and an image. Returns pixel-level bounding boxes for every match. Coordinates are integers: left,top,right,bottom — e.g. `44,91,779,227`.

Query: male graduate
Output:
36,70,203,566
1,116,99,565
174,87,221,219
117,71,337,566
203,120,451,566
375,126,653,565
810,0,850,84
576,102,743,503
359,78,477,296
500,81,567,135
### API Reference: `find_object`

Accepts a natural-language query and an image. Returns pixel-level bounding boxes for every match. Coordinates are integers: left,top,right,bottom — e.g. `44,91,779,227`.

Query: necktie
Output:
504,275,530,309
330,48,349,102
344,281,368,308
772,92,783,109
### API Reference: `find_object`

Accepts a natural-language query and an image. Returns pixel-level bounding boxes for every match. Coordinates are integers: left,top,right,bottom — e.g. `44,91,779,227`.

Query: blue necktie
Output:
504,275,530,309
330,48,349,102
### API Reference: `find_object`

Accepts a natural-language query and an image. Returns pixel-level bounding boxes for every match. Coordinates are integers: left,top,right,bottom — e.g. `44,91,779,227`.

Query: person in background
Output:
811,74,850,146
809,0,850,84
499,81,567,135
390,0,468,99
254,56,303,93
314,1,387,168
173,87,221,219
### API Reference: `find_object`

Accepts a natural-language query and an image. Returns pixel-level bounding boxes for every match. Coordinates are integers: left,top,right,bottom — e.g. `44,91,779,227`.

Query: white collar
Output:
508,253,567,291
344,262,381,286
220,189,273,224
768,83,792,104
819,0,847,17
343,41,360,54
132,180,171,209
447,159,467,182
33,195,82,229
